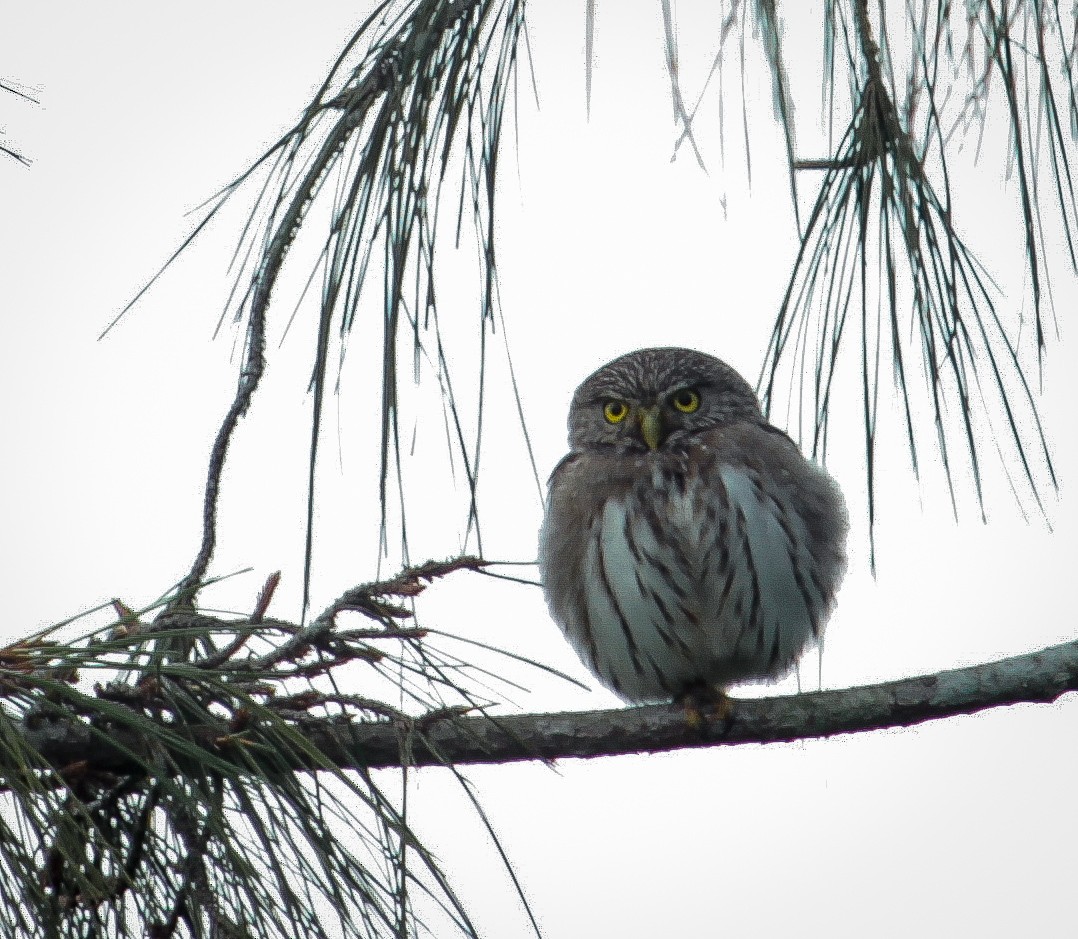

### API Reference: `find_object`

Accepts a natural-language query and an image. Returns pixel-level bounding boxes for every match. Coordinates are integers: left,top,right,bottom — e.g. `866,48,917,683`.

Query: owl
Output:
538,347,848,704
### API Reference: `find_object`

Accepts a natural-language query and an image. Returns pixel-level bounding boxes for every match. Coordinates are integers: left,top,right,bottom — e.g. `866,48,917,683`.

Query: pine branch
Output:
18,637,1078,774
0,558,509,937
761,1,1061,565
1,78,38,166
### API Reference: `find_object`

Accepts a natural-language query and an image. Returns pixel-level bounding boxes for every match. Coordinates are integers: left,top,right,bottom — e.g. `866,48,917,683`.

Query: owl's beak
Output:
637,405,663,450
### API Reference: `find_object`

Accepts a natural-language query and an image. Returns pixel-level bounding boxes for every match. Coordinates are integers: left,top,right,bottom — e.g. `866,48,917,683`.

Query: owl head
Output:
567,347,763,453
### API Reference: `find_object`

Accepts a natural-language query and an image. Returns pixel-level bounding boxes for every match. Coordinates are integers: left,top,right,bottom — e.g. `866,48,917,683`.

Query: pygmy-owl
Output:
538,348,848,704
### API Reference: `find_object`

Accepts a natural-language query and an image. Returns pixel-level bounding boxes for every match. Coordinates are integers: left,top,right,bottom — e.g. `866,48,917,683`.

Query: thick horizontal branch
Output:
21,638,1078,775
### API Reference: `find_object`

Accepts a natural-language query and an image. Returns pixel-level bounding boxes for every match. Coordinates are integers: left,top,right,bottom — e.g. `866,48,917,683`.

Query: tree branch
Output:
22,638,1078,774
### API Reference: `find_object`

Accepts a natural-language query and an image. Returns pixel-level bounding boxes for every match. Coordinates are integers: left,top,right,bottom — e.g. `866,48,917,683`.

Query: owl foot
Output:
675,682,732,728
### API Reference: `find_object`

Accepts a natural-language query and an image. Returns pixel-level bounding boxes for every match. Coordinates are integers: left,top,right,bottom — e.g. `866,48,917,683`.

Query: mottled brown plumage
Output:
538,348,848,703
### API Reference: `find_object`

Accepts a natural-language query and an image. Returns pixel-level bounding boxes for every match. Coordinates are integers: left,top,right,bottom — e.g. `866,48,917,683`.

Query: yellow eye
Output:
671,388,700,413
603,400,629,424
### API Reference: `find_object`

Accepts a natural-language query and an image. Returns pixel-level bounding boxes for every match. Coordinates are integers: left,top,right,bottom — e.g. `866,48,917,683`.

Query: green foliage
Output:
756,1,1068,552
0,561,543,938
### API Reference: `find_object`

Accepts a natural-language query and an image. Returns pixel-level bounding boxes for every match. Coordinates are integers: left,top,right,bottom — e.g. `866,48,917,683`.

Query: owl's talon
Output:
681,700,705,730
705,692,733,723
675,683,732,726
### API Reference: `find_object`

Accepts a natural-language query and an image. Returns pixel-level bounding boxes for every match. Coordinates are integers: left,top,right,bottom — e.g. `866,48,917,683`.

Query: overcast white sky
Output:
2,2,1077,936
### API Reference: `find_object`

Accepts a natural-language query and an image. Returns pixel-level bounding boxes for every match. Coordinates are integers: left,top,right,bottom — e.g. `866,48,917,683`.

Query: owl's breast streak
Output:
579,452,825,702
